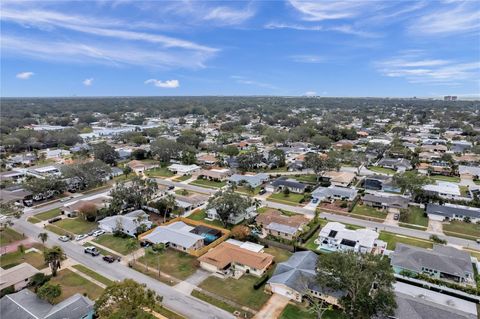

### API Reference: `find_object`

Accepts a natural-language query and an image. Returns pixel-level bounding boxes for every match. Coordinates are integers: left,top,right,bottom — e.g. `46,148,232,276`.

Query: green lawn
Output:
53,217,98,235
400,207,428,227
236,186,262,195
186,209,224,228
430,175,460,183
0,247,46,270
295,174,319,184
268,192,305,205
264,246,292,263
0,227,24,246
459,186,469,197
50,269,103,303
72,264,114,286
190,179,226,189
368,166,396,175
93,234,138,255
35,208,61,221
443,221,480,240
138,249,198,280
474,180,480,186
257,207,298,217
191,290,253,318
378,231,433,250
145,166,174,178
199,275,270,310
304,228,321,252
175,174,191,182
27,216,42,224
45,224,71,236
280,304,346,319
352,204,387,220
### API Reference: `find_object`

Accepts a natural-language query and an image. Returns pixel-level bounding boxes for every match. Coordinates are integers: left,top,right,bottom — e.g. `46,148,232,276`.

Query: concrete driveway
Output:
254,294,290,319
384,210,399,226
428,220,444,234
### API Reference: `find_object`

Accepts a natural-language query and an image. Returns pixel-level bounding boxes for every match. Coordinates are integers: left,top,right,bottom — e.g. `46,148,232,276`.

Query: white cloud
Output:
16,71,34,79
144,79,179,88
291,55,326,63
83,78,94,86
304,91,317,96
288,0,369,21
264,22,380,38
204,6,255,25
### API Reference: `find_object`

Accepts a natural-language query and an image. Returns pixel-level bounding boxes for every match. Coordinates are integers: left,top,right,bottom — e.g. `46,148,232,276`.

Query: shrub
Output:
253,274,270,290
429,235,447,244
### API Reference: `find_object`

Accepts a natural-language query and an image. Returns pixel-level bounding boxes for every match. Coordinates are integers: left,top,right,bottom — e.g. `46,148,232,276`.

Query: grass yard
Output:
236,186,261,195
0,248,46,270
35,208,61,221
50,269,103,303
138,249,197,280
175,174,191,182
304,228,321,252
400,206,428,227
352,204,387,220
53,217,97,235
0,227,24,246
257,207,298,217
145,166,174,178
294,174,319,184
264,246,292,263
190,179,226,189
474,180,480,186
45,224,71,236
280,304,346,319
367,166,396,175
191,290,253,318
268,192,305,205
93,234,138,255
379,231,433,250
27,216,42,224
459,186,470,197
430,175,460,183
186,209,224,228
72,264,114,286
198,275,270,311
443,221,480,240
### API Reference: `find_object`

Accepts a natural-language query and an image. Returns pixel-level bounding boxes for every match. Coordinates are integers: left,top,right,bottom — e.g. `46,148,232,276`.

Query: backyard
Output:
443,221,480,240
93,234,138,255
138,248,198,280
186,209,224,228
268,192,305,205
378,231,433,250
145,166,174,178
34,208,62,221
294,174,318,184
53,217,97,235
264,246,292,263
0,244,46,270
399,206,428,228
190,179,226,189
49,269,103,303
351,204,387,220
0,227,24,246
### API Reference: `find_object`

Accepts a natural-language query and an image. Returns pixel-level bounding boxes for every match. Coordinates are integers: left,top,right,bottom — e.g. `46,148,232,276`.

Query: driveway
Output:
384,209,399,226
428,220,444,234
254,294,290,319
175,269,210,294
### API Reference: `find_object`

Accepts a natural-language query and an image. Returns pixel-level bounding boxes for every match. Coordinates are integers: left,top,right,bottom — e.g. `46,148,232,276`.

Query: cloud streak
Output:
83,78,94,86
16,72,34,79
145,79,180,88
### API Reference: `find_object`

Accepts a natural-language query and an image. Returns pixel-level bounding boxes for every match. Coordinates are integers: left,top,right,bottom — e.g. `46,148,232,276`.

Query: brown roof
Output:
198,242,274,270
255,210,309,229
63,197,109,212
197,154,217,163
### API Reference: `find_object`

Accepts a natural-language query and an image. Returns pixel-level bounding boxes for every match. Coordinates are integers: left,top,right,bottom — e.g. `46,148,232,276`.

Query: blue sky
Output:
1,0,479,98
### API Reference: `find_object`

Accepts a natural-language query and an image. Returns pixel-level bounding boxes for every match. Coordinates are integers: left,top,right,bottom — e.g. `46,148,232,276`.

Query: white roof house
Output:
315,222,386,254
141,221,205,251
225,239,265,253
423,182,462,200
311,186,357,201
206,206,257,225
228,173,269,188
98,210,151,236
168,164,200,176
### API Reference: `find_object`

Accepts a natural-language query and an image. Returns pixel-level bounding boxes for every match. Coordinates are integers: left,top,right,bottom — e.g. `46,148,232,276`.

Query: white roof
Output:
423,182,461,196
226,239,264,253
319,222,379,248
168,164,200,172
34,166,59,173
142,221,203,249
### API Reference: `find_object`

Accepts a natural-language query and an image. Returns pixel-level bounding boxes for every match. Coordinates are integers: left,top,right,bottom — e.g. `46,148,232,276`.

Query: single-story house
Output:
391,244,474,285
421,144,448,153
62,195,110,217
98,209,151,236
196,154,218,166
168,164,200,176
0,263,38,292
0,170,26,183
174,194,209,212
39,148,71,160
376,158,411,172
140,221,205,253
207,206,257,225
423,182,463,200
266,251,343,304
321,171,356,187
311,186,357,202
426,203,480,222
315,222,386,255
26,166,61,179
197,168,232,181
198,240,273,278
256,210,309,240
364,175,401,193
228,173,269,188
362,194,409,210
127,160,159,174
459,165,480,180
0,289,94,319
265,177,307,194
451,141,472,153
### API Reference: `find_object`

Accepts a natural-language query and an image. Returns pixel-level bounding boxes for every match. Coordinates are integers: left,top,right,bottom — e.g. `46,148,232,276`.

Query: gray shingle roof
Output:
426,204,480,219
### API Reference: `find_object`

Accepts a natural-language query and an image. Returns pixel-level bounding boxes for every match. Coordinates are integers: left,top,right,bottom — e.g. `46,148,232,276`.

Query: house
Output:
321,171,356,187
207,206,257,225
391,244,474,285
196,154,218,166
6,154,37,168
426,203,480,222
376,158,411,172
459,165,480,180
0,289,94,319
255,210,309,240
197,168,232,181
228,173,269,188
98,210,152,236
362,194,409,210
127,160,159,174
168,164,200,176
0,263,38,292
421,144,447,153
451,141,472,153
174,194,209,212
266,251,343,304
26,166,61,179
140,221,206,253
265,177,307,194
364,174,401,193
62,195,110,217
0,187,32,205
0,170,26,184
39,149,71,160
423,182,462,200
315,222,386,254
311,186,357,202
198,240,273,278
333,140,354,150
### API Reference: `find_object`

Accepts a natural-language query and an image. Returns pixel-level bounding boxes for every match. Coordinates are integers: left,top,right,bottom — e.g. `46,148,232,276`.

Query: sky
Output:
1,0,479,98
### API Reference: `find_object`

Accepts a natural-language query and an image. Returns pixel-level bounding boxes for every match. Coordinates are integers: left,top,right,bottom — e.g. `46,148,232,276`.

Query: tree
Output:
231,225,251,241
61,160,111,190
25,176,66,198
43,246,66,277
126,239,139,263
151,138,182,163
109,177,158,213
223,145,239,157
237,151,263,172
123,165,133,178
268,149,286,168
206,190,252,227
78,202,99,221
176,129,205,148
152,194,176,223
38,232,48,248
393,171,431,195
95,279,163,319
305,153,338,181
311,135,332,150
37,282,61,304
316,251,396,319
93,142,119,165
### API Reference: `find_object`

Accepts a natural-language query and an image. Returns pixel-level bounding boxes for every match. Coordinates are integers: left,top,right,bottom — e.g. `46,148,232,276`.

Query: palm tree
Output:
38,232,48,250
162,194,176,223
126,239,139,264
43,246,66,277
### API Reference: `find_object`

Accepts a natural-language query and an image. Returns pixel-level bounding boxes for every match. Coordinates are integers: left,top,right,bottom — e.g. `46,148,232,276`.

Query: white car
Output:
58,236,70,242
93,230,105,237
75,234,88,241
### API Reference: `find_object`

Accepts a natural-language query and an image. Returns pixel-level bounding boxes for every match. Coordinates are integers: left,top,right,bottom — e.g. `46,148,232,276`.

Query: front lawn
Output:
145,166,174,178
72,264,114,286
268,192,305,205
186,209,224,228
295,174,319,184
191,290,253,318
264,246,292,263
443,221,480,240
190,179,226,189
236,186,261,195
138,249,197,280
0,246,46,270
280,304,346,319
400,206,428,227
53,217,98,235
45,224,71,236
367,166,396,175
35,208,62,221
430,175,460,183
199,275,270,311
378,231,433,250
93,234,138,255
352,204,387,220
175,174,191,182
49,269,103,303
0,227,24,246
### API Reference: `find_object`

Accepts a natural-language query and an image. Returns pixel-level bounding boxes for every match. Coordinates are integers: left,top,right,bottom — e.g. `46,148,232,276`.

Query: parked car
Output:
393,213,400,220
48,217,62,223
75,234,88,241
58,236,70,242
140,241,151,248
259,188,267,195
92,230,105,237
84,246,100,256
87,229,98,236
312,198,319,204
102,255,118,263
168,185,175,190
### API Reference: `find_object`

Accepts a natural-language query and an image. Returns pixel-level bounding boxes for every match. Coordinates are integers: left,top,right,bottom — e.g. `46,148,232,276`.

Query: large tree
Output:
393,171,431,195
150,138,182,163
37,282,62,304
305,153,338,181
206,190,251,226
237,151,263,172
25,176,66,198
109,177,158,213
61,160,111,190
268,149,286,168
95,279,163,319
43,246,66,277
316,251,396,319
93,142,119,165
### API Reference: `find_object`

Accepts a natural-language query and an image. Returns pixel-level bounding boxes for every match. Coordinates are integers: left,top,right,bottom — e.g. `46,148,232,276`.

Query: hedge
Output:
253,274,270,290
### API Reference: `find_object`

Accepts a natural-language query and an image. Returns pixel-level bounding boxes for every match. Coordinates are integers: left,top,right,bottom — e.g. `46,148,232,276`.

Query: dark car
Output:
259,188,267,195
140,241,151,248
393,213,400,220
168,185,175,190
103,255,116,263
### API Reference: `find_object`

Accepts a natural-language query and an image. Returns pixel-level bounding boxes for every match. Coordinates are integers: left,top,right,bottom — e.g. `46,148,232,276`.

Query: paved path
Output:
175,269,211,294
254,294,290,319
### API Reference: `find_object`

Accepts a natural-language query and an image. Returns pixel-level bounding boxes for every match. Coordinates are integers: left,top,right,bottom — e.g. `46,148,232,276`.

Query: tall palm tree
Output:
126,239,139,264
162,194,176,223
38,232,48,250
43,246,66,277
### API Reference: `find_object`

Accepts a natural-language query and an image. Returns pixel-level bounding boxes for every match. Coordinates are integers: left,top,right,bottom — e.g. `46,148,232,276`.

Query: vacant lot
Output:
94,234,138,255
191,290,253,318
430,175,460,183
138,249,197,280
49,269,103,303
35,208,62,221
352,204,387,220
53,218,97,235
443,221,480,240
379,231,433,250
0,227,24,246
